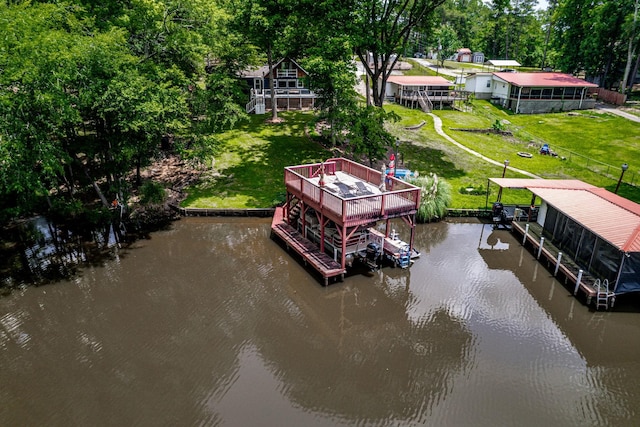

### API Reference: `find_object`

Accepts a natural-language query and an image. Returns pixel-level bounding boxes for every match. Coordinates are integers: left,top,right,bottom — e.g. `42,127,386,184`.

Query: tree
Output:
553,0,637,88
232,0,297,122
351,0,446,107
0,0,236,225
621,0,640,94
347,106,400,166
434,24,461,68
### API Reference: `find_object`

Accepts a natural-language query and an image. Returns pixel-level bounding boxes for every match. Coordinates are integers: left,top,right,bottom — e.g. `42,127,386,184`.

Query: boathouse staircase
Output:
288,199,301,226
416,90,433,113
595,279,616,310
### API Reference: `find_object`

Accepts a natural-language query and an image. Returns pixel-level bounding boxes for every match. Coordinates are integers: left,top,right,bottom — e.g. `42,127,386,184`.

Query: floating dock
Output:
271,206,345,286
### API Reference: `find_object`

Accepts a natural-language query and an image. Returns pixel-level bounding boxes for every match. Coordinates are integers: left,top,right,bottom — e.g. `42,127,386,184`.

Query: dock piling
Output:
554,252,563,276
537,237,545,259
574,270,584,295
523,224,530,245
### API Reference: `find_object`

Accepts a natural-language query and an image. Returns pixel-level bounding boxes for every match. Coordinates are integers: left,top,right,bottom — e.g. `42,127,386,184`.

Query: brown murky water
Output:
2,217,640,426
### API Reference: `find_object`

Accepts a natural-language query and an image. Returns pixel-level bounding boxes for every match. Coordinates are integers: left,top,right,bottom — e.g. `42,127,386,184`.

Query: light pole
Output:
502,159,510,178
497,160,509,202
615,163,629,194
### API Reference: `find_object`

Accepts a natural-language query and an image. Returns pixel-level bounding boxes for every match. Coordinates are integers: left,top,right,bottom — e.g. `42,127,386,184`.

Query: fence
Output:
592,88,627,106
472,103,638,188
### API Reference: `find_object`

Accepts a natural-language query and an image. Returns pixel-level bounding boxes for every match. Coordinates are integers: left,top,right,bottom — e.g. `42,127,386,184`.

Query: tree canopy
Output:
1,0,639,226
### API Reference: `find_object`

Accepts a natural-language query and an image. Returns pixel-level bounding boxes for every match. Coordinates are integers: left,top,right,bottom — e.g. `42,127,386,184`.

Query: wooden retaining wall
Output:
170,205,276,217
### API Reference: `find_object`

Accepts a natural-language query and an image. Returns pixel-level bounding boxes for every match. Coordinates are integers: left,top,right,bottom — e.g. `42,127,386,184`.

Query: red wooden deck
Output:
271,206,345,286
284,158,420,228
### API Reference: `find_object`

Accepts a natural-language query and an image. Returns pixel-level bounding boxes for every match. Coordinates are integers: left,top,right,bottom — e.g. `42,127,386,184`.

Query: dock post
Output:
522,224,530,245
574,270,583,295
537,237,545,259
554,252,563,276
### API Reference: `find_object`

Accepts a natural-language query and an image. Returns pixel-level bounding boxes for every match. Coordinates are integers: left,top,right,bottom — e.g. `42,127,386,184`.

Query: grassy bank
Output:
181,102,640,210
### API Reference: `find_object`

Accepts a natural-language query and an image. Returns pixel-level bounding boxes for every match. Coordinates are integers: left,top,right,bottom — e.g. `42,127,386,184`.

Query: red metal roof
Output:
489,178,597,190
490,178,640,252
529,188,640,253
386,76,453,86
493,72,598,88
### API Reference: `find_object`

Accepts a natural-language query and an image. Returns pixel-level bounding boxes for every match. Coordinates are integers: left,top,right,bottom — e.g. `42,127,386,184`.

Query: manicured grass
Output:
182,101,640,210
181,112,330,208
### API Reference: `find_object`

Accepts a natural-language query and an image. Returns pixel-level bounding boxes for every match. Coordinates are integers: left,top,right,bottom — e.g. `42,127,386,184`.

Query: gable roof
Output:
493,72,598,88
386,75,453,86
240,57,308,79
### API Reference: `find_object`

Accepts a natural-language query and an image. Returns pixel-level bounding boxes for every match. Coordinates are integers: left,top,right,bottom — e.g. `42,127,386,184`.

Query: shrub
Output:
139,181,166,205
407,174,452,222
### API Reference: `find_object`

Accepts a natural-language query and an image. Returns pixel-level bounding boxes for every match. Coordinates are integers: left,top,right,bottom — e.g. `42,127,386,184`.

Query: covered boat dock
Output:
488,178,640,309
271,158,421,285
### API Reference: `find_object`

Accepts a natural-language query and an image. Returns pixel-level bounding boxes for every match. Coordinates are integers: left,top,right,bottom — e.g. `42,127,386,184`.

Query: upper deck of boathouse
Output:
284,158,420,228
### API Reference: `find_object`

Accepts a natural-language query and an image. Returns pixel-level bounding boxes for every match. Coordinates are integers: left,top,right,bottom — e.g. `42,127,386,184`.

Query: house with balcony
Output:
384,75,469,112
242,58,317,114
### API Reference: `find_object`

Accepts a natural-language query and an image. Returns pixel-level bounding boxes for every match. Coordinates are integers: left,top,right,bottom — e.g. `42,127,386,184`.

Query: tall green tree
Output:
434,24,461,68
351,0,446,107
347,106,400,166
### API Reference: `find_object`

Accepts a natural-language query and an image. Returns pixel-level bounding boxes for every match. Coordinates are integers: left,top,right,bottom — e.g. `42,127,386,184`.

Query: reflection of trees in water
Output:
253,276,472,423
1,217,118,290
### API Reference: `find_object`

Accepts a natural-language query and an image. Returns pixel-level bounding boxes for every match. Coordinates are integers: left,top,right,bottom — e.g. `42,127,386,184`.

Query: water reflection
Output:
1,219,640,426
0,216,119,290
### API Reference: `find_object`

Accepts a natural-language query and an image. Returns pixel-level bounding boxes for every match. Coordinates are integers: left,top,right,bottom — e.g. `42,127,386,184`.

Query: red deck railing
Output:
284,158,420,226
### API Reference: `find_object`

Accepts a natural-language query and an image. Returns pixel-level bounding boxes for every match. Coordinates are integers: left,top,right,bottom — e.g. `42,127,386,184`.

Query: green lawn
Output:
181,112,330,208
181,101,640,210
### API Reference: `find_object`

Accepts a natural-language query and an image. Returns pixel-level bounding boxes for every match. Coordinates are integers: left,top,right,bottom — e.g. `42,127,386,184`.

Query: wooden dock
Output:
511,221,598,303
271,207,345,286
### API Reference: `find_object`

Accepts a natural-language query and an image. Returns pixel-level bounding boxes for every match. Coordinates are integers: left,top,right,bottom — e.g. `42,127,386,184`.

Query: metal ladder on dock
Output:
595,279,615,310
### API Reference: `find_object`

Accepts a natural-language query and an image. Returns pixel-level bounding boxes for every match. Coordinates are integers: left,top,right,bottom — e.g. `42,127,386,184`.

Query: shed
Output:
456,48,473,63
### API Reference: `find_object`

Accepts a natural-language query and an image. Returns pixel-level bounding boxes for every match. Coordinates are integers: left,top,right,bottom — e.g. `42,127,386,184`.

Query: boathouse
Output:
271,158,421,285
488,178,640,309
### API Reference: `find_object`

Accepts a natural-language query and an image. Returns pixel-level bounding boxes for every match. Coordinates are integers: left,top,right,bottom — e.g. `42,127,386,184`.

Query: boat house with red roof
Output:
489,178,640,309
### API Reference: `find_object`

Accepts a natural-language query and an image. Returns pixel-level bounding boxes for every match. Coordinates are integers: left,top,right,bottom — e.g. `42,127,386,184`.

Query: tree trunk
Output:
267,44,278,121
83,164,110,208
621,0,639,94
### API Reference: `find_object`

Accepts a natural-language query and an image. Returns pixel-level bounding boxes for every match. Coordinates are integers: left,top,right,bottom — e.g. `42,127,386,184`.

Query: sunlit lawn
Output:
182,101,640,210
181,112,330,208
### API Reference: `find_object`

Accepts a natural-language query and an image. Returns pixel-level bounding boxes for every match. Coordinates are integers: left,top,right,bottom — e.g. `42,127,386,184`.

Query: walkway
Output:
428,113,541,179
595,104,640,123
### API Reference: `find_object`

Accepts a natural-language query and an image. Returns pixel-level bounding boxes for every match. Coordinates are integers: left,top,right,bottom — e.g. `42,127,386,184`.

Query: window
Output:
486,81,491,88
